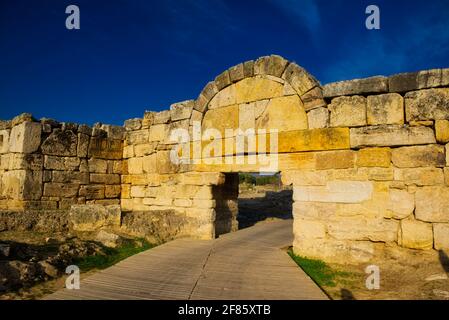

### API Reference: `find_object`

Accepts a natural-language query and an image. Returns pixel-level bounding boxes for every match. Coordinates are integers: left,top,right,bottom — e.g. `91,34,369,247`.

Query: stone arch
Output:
190,55,326,135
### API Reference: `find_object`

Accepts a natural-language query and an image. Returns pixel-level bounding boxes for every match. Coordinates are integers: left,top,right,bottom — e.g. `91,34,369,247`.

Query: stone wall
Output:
0,113,124,231
1,55,449,265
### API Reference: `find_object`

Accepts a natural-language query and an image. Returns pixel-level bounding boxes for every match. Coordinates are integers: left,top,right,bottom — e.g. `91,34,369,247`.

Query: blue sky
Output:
1,0,448,125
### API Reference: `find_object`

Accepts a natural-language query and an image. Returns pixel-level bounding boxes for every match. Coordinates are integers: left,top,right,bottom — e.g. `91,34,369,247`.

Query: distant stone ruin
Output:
1,55,448,263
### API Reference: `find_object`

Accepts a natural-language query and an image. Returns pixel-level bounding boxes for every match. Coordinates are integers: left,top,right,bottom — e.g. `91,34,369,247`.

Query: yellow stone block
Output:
435,120,449,143
315,150,355,170
234,76,284,103
356,147,391,167
277,128,350,152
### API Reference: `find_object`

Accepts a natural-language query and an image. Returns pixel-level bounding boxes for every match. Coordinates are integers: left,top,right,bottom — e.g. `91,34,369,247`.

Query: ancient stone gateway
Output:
1,55,449,264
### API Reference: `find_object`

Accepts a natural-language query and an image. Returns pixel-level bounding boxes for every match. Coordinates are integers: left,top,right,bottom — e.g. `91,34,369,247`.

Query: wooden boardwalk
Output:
46,219,327,300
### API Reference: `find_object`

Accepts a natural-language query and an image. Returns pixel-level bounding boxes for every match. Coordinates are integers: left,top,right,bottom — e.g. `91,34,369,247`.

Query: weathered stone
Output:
282,63,318,96
77,133,89,158
228,63,244,82
11,113,35,126
149,124,167,142
215,70,231,90
170,100,194,121
277,128,350,152
44,183,79,198
415,186,449,223
88,137,122,160
134,143,156,157
142,111,155,128
90,173,120,184
301,87,326,111
367,93,404,125
101,124,125,140
44,156,80,170
323,76,388,98
327,218,398,242
5,153,43,170
52,171,89,184
208,84,236,109
142,154,157,174
329,96,366,127
153,110,171,124
307,107,329,129
294,218,326,239
445,167,449,185
88,158,107,173
256,95,308,132
435,120,449,143
79,185,105,200
387,189,414,219
294,181,373,204
40,129,77,156
350,125,436,148
394,167,444,186
389,72,418,93
409,120,434,127
9,122,41,153
281,170,326,186
254,55,288,78
391,145,445,168
243,60,254,78
95,230,122,248
69,204,120,232
400,219,433,250
417,69,449,89
315,150,355,170
234,77,284,104
434,223,449,249
156,151,179,174
356,147,391,167
405,88,449,121
0,129,10,154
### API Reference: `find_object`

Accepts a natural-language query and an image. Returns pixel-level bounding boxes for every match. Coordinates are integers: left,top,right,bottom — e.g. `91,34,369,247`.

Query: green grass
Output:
75,239,155,272
287,248,351,287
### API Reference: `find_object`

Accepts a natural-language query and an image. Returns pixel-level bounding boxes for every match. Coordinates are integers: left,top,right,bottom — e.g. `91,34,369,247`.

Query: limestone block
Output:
435,120,449,143
367,93,404,125
52,171,89,184
394,167,444,186
293,218,326,239
193,199,216,209
301,87,326,112
400,219,433,250
149,124,167,142
126,130,149,145
193,186,214,200
190,109,203,125
215,70,231,90
254,55,288,78
174,184,199,199
307,107,329,129
153,110,171,124
170,100,194,121
434,223,449,249
11,113,34,126
329,96,367,127
43,183,79,198
88,137,122,160
389,72,419,93
105,185,121,198
124,118,142,131
447,144,449,166
356,147,391,167
40,129,77,156
293,181,373,204
293,237,374,264
6,153,43,170
350,125,436,148
174,198,193,207
0,129,10,154
130,186,145,198
415,186,449,223
278,128,350,153
79,185,105,200
256,95,308,132
201,104,239,137
409,120,434,127
327,218,398,242
156,151,179,174
88,158,107,173
228,63,244,82
238,103,255,132
405,88,449,121
387,189,414,219
315,150,355,170
281,170,327,186
282,63,318,96
323,76,388,98
181,172,225,186
44,156,79,170
127,157,143,175
9,122,41,153
69,204,121,232
90,173,120,185
1,170,25,199
134,143,156,157
445,167,449,185
208,84,236,109
391,145,445,168
243,60,254,78
77,133,89,158
141,111,155,129
101,124,125,140
142,154,157,174
234,77,284,103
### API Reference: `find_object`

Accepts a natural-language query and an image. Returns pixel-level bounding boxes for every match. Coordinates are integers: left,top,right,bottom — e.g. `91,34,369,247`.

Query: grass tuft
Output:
75,239,155,272
288,248,351,287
